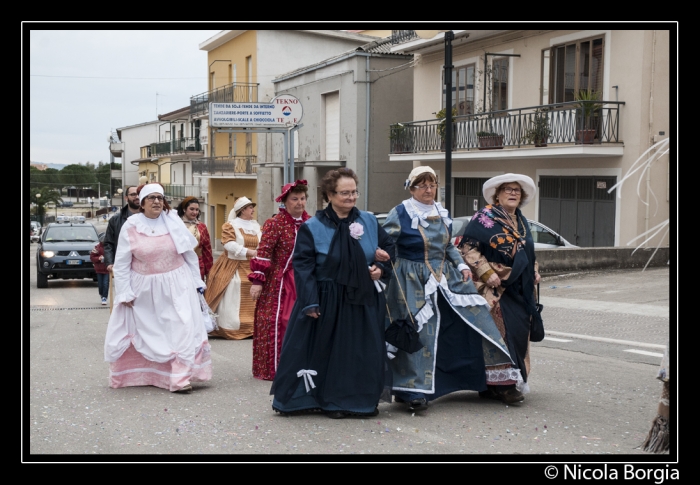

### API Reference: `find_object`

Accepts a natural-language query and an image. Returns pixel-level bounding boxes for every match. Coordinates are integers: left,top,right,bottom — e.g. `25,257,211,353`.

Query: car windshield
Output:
44,227,98,242
452,218,467,236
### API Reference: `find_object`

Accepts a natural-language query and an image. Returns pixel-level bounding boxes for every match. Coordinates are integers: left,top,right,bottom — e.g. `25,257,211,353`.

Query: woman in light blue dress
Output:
382,166,521,413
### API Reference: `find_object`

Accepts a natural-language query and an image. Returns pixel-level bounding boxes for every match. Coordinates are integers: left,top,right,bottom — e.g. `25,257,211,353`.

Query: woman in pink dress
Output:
249,180,310,380
104,183,212,393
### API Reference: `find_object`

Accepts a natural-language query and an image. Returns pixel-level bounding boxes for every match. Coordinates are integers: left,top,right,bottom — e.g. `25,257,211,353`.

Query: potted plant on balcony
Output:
389,123,412,153
574,89,602,144
476,131,504,150
436,107,457,150
523,108,551,147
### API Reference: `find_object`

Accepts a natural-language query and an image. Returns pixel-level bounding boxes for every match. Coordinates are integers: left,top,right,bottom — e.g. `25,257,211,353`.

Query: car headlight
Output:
40,250,55,258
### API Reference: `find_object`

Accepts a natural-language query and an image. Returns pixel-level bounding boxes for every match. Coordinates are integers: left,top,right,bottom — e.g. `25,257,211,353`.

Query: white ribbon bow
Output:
297,369,318,392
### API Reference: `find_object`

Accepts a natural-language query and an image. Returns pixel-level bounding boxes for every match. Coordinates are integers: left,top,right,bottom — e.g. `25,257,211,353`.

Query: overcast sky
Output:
27,28,222,167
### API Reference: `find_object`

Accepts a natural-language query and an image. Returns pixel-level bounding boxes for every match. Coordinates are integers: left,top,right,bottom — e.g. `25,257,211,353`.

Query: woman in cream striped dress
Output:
204,197,261,339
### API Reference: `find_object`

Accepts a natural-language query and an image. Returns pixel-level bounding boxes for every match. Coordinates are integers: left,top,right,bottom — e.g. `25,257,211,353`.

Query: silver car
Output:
452,215,579,249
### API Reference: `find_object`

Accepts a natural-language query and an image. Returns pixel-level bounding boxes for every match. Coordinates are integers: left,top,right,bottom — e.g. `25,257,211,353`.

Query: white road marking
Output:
623,349,664,358
540,297,669,318
543,337,572,342
544,330,666,349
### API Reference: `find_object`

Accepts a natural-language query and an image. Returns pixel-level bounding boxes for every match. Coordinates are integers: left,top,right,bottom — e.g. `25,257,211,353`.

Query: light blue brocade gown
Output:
382,202,520,401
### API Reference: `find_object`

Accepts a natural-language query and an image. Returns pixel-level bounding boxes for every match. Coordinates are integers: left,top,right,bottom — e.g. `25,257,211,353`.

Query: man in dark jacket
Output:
104,185,140,271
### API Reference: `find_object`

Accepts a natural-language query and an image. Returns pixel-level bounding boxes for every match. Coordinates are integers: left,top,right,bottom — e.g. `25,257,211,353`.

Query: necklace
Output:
144,214,160,233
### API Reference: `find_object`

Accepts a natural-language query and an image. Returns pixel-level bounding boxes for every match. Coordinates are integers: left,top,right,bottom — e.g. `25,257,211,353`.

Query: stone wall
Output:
536,247,670,274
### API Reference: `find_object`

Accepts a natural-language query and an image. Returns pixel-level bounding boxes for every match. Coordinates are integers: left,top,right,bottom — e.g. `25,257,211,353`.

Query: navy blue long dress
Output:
270,208,394,415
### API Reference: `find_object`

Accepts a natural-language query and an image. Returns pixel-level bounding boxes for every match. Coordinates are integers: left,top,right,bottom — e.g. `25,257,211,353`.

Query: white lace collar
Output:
402,198,452,229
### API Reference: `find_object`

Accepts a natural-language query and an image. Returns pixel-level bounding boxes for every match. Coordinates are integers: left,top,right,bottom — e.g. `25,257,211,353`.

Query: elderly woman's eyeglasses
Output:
145,195,164,202
333,190,360,198
414,184,438,191
502,187,521,195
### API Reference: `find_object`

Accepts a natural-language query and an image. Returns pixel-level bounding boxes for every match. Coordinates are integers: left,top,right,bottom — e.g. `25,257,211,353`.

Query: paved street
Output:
25,227,674,464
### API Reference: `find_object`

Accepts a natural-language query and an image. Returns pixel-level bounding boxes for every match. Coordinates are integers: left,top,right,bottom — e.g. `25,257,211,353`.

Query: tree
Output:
59,164,95,200
30,187,63,226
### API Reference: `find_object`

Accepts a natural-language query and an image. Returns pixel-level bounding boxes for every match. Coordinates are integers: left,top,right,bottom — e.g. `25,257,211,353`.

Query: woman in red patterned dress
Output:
177,196,213,281
249,180,310,380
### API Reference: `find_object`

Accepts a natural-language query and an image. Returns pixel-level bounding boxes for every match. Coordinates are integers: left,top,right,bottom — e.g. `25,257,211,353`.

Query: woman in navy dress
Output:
270,168,394,419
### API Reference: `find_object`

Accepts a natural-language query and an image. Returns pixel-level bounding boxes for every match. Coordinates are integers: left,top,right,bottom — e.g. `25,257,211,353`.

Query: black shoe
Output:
499,388,525,404
326,411,347,419
478,388,500,401
407,398,428,412
479,387,524,404
326,408,379,419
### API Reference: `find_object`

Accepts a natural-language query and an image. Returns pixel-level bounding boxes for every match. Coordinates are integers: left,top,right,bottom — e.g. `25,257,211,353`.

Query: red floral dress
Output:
249,208,310,380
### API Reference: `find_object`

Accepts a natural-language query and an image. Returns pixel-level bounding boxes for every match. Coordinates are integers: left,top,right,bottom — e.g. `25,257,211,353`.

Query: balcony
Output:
190,82,259,118
389,101,625,160
162,184,202,200
151,137,202,156
192,155,258,176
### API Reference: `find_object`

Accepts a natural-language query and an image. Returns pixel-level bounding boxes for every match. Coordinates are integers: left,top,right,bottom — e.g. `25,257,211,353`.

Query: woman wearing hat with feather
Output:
458,173,542,404
248,180,311,380
204,196,261,340
382,166,520,413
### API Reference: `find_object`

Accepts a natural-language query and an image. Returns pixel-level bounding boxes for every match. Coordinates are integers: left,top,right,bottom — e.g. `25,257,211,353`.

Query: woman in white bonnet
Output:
103,183,211,393
204,197,261,340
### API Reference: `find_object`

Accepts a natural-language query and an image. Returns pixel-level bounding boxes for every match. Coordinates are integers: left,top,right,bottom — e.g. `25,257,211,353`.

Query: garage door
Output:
539,176,616,247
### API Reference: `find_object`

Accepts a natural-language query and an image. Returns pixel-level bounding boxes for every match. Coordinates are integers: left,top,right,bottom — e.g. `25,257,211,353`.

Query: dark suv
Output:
36,222,99,288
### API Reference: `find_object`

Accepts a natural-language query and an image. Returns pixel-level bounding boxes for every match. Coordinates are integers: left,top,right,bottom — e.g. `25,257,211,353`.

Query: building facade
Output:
192,30,387,249
388,28,671,248
271,36,415,215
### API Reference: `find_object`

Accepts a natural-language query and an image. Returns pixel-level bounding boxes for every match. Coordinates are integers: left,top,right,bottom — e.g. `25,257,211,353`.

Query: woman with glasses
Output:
104,183,212,393
204,197,261,340
382,166,519,413
458,173,541,404
271,168,395,419
177,196,213,282
248,180,311,381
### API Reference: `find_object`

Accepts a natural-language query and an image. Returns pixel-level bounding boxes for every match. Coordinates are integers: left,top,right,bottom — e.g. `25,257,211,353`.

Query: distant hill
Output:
30,163,68,170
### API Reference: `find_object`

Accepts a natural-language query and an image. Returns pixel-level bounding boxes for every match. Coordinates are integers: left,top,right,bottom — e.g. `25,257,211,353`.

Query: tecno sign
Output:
210,94,303,127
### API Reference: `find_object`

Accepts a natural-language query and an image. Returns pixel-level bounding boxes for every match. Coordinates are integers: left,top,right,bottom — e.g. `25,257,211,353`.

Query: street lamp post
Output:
89,197,94,218
117,188,123,207
35,193,42,227
443,31,454,213
415,30,454,212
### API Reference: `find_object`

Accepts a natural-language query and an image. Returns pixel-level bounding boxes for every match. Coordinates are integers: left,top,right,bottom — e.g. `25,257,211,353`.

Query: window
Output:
323,92,340,160
541,49,550,105
443,64,475,115
491,58,508,111
549,35,604,103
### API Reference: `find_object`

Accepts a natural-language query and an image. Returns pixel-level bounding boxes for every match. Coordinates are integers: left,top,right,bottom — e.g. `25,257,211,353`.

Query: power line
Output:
30,74,203,80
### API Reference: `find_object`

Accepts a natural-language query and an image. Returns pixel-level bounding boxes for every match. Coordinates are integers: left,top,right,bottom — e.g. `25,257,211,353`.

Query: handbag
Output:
198,291,218,333
530,283,545,342
384,262,423,353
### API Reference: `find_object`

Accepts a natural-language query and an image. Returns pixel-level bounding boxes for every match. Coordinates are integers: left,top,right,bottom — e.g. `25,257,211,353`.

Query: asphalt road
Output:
25,224,675,467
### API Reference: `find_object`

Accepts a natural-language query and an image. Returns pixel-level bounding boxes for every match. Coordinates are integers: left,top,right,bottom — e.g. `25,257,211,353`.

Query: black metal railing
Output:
190,82,259,117
389,101,624,154
161,184,202,199
192,155,257,175
151,137,202,156
391,30,419,44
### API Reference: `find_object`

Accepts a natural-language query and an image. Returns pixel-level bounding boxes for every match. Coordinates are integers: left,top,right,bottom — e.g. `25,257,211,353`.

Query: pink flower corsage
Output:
349,222,364,240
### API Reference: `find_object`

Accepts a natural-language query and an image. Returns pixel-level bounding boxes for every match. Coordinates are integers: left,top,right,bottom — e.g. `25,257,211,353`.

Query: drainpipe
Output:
364,56,370,210
645,30,657,246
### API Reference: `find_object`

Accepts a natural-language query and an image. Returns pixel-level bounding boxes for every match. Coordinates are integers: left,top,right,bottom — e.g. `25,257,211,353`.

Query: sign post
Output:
209,94,304,184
